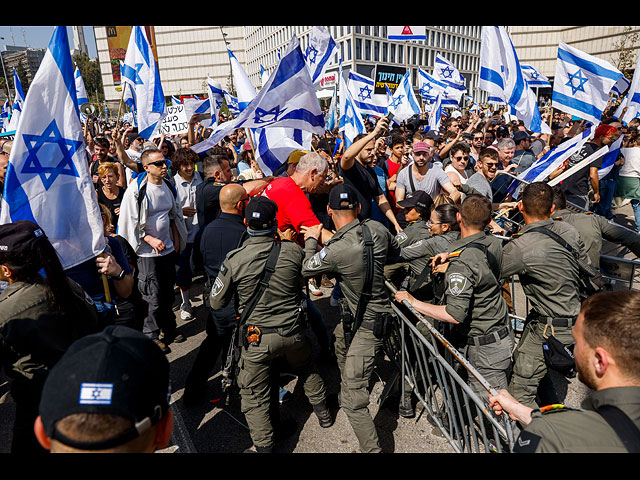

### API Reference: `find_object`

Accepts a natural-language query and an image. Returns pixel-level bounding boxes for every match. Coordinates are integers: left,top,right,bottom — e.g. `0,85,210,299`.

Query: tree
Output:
73,52,104,105
611,26,640,82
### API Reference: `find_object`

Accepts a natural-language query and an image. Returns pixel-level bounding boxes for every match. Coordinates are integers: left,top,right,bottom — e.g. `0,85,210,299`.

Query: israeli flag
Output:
207,78,225,128
508,124,597,198
616,55,640,124
192,35,325,154
121,26,167,139
598,134,623,179
552,41,623,125
74,66,89,107
386,70,420,123
521,64,551,89
347,71,387,117
171,95,182,105
611,75,631,97
0,26,105,269
0,100,10,132
427,93,443,132
254,127,312,175
228,48,257,111
418,68,447,103
480,26,549,134
325,85,338,131
6,68,25,132
339,62,367,148
260,64,270,88
183,97,210,124
224,90,241,115
304,26,338,85
433,54,466,89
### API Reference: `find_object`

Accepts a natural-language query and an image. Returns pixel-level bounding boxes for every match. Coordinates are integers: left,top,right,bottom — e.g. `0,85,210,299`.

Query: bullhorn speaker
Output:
81,102,97,116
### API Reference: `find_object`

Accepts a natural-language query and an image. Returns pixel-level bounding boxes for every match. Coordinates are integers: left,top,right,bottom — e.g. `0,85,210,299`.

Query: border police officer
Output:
209,197,331,453
302,184,400,453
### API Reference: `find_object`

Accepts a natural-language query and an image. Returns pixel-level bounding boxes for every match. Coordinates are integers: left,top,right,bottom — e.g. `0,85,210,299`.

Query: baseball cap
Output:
412,141,432,153
245,196,278,230
287,150,309,164
328,184,360,210
38,326,171,451
0,220,48,254
513,131,533,142
397,190,434,214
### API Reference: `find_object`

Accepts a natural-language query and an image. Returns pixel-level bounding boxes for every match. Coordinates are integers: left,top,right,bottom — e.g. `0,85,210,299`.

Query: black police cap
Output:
245,196,278,230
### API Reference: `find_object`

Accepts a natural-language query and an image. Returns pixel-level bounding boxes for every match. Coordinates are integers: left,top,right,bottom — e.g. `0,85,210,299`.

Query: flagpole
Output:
115,81,127,128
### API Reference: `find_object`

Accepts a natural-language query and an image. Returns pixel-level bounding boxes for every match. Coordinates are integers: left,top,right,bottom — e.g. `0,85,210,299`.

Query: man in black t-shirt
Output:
339,116,402,233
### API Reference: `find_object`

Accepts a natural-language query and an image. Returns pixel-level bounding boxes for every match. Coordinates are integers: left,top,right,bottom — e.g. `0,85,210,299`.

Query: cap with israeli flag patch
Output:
38,325,170,450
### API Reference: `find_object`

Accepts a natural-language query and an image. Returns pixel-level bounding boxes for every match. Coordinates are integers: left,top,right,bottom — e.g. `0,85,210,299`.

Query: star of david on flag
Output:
339,66,367,148
191,35,325,154
386,70,420,123
121,26,167,140
521,64,551,89
347,71,387,117
0,26,105,270
228,48,257,111
552,41,623,125
304,26,338,85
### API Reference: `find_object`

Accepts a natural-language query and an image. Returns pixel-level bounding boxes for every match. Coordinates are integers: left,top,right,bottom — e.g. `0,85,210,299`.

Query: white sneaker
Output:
308,280,323,296
180,303,194,321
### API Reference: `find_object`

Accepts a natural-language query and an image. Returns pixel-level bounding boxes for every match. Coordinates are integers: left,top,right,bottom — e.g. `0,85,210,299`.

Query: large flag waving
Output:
192,35,325,154
74,66,89,107
228,48,257,111
339,62,367,148
480,26,550,134
304,26,338,85
552,41,623,125
121,26,167,139
521,64,551,89
0,26,105,269
348,71,387,117
386,69,421,123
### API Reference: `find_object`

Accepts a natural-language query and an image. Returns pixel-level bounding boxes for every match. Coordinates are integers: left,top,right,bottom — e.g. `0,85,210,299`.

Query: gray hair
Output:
497,137,516,151
295,152,328,175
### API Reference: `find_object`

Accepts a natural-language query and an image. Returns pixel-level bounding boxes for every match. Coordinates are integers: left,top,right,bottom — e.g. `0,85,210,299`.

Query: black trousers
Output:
137,252,177,340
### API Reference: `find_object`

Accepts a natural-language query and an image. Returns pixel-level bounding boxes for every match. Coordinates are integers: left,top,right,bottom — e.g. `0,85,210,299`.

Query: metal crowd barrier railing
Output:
383,280,516,453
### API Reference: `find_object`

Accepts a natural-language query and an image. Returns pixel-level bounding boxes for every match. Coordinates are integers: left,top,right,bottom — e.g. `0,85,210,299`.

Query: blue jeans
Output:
594,178,617,219
632,199,640,231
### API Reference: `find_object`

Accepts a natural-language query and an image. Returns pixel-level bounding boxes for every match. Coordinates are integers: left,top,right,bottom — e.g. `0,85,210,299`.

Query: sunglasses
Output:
147,160,167,168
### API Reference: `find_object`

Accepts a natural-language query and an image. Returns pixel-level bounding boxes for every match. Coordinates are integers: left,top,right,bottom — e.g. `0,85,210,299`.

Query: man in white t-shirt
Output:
118,149,188,354
395,141,460,203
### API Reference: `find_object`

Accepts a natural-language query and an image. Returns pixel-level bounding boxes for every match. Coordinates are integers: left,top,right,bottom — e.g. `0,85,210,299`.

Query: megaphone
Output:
81,102,97,116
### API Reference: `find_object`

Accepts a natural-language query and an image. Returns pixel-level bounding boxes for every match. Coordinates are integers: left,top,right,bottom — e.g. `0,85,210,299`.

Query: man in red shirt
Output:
263,152,333,246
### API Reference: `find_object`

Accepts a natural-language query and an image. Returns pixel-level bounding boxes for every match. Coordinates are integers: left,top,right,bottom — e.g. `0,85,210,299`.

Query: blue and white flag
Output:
254,127,312,175
171,95,182,105
521,64,551,89
325,85,338,131
121,26,167,139
192,35,325,154
0,26,105,269
6,68,25,132
339,63,367,148
427,93,443,132
480,26,550,134
304,26,338,85
260,64,270,88
224,90,241,116
417,68,447,103
74,66,89,107
552,41,623,125
347,71,387,117
616,55,640,124
0,100,10,132
598,134,623,179
433,54,466,89
228,48,257,111
611,75,631,97
206,78,225,127
386,69,420,123
508,124,597,198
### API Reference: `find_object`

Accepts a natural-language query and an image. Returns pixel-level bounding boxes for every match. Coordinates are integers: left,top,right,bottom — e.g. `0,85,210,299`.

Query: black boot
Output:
398,391,415,419
312,401,334,428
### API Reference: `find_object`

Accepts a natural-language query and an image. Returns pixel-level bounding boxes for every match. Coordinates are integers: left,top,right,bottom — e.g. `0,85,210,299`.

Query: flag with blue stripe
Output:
191,35,325,154
552,41,623,125
228,48,257,111
521,64,551,88
325,85,337,131
6,68,25,132
254,127,312,175
480,26,549,134
418,68,447,103
74,66,89,107
347,71,387,117
304,26,338,85
433,54,466,90
339,65,367,148
121,26,167,139
224,90,241,115
598,134,623,179
508,124,596,198
617,55,640,124
0,26,105,269
386,70,420,123
171,95,182,105
0,100,10,132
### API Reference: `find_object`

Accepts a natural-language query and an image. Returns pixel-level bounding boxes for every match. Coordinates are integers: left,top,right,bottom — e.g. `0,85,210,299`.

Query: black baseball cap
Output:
0,220,48,254
328,184,360,210
39,326,171,451
245,196,278,230
397,190,434,214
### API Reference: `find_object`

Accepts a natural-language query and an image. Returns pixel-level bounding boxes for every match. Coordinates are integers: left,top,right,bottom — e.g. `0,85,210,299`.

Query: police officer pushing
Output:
209,196,332,453
302,184,400,453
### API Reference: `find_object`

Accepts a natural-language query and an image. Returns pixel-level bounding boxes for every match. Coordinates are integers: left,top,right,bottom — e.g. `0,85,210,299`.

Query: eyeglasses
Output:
426,220,444,228
484,162,499,169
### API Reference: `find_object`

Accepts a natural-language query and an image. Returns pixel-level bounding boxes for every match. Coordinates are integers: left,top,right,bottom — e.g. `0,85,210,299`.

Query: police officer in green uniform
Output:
501,182,594,409
396,194,513,400
384,190,433,289
301,184,400,453
551,186,640,269
489,290,640,453
209,197,331,453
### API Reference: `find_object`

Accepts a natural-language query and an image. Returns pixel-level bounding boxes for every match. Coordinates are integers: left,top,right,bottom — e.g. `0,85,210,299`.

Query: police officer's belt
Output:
466,325,510,346
251,325,305,337
529,313,577,328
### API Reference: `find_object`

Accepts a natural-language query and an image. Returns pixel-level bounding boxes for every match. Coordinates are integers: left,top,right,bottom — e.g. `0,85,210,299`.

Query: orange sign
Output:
105,26,159,85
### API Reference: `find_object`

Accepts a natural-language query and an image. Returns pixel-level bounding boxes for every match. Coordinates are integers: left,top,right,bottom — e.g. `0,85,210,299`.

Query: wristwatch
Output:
112,268,126,280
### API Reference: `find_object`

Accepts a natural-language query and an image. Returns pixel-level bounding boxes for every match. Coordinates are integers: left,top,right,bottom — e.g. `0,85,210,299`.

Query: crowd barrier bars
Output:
384,280,516,453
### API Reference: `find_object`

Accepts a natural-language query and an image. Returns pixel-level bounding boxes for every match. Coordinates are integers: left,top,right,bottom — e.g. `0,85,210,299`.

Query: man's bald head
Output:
220,184,248,213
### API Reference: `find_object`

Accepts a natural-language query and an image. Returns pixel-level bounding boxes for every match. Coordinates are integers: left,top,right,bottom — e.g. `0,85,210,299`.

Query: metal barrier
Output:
383,280,516,453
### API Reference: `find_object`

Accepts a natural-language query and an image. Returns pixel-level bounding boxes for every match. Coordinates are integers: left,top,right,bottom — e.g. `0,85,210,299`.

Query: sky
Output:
0,26,97,58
